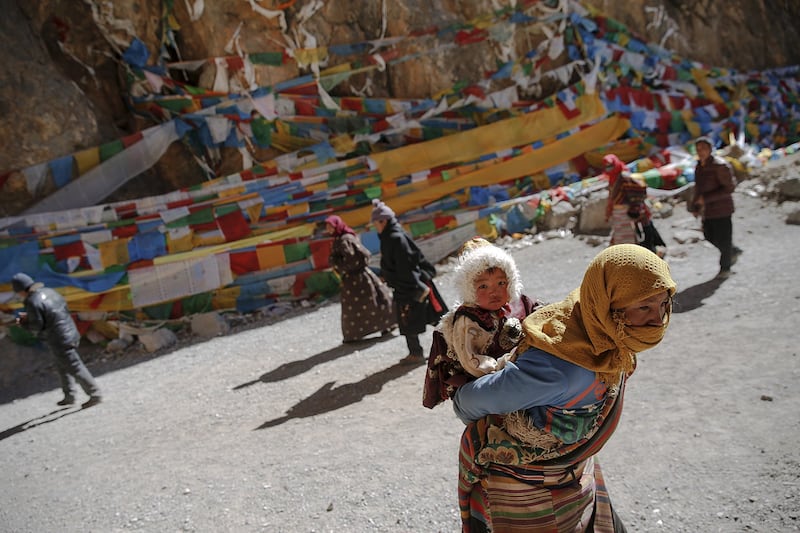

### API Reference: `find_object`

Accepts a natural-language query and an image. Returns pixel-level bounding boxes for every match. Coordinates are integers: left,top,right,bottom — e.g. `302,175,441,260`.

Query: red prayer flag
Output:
225,56,245,71
309,239,333,269
121,132,144,148
229,250,260,275
216,209,251,242
53,240,86,261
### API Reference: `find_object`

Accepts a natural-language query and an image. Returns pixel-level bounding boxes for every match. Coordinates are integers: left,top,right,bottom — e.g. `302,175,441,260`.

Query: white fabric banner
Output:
25,122,181,215
22,163,49,195
129,253,232,308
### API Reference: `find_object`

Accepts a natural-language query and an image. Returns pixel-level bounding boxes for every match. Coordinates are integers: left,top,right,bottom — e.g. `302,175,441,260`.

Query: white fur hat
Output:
452,244,523,305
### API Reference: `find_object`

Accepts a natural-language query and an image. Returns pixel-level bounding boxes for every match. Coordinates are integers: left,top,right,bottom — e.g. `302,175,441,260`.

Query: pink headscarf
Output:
602,154,628,186
325,215,356,236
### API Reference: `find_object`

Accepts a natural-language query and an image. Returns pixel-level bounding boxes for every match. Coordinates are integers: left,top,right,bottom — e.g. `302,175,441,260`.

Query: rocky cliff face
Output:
1,0,798,216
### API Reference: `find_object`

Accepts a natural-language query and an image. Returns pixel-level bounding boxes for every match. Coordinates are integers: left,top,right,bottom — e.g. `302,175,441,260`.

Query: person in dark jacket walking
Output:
370,200,447,364
689,136,742,279
13,273,103,407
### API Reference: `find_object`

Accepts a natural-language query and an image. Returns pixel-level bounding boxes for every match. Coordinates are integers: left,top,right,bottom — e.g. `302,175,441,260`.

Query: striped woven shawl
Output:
457,379,626,532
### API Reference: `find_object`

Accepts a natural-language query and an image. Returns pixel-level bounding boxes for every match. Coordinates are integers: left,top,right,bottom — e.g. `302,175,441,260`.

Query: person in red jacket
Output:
689,137,743,279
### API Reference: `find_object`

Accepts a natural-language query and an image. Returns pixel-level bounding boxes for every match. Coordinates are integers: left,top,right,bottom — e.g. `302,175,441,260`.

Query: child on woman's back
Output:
422,238,541,409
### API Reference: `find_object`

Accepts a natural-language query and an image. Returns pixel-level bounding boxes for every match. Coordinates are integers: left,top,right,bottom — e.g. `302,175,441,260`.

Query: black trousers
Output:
702,216,733,271
394,281,448,357
637,221,666,254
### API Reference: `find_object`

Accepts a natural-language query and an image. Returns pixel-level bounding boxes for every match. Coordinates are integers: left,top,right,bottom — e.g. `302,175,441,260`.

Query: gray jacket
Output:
23,286,81,350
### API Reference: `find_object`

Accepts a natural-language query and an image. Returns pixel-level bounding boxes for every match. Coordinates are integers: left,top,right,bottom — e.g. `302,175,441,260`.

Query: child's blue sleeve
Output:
452,349,568,423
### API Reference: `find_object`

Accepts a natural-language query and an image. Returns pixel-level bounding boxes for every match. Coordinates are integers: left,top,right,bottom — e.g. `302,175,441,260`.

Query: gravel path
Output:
1,165,799,532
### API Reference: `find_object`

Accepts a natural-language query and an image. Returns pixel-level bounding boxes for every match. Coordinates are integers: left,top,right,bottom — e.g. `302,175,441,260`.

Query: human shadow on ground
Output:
1,302,339,406
233,332,396,390
0,406,82,442
255,358,425,429
672,277,725,313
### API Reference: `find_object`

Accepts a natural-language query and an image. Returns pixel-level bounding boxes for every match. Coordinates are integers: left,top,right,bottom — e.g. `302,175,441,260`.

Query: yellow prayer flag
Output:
532,173,551,191
217,185,247,199
98,239,130,268
339,114,630,229
370,92,606,182
685,119,701,139
211,287,242,310
166,229,195,253
320,63,352,76
74,148,101,176
256,244,286,270
691,68,724,104
474,217,498,240
245,202,263,224
287,202,308,216
330,134,356,155
193,231,226,247
294,47,329,68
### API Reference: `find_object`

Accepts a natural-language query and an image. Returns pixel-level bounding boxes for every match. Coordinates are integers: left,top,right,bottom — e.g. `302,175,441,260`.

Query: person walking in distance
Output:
604,153,667,257
689,136,742,279
325,214,396,343
12,272,103,408
370,199,447,364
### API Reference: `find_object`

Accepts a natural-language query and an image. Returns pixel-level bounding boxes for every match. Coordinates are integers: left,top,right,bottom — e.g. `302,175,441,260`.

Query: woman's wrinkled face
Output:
473,268,510,311
325,222,335,235
621,291,671,327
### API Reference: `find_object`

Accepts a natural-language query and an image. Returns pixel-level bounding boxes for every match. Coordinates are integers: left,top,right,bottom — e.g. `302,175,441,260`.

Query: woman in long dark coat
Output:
325,215,396,343
369,199,448,363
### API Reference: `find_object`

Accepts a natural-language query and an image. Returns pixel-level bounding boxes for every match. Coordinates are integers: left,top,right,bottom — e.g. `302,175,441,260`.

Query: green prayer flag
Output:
642,168,663,188
186,208,215,226
283,242,310,263
181,293,214,315
159,98,194,113
409,219,435,237
249,52,285,66
327,168,347,188
364,186,382,199
423,127,443,140
183,85,209,96
142,301,174,320
669,111,685,132
251,118,272,147
677,68,694,82
320,71,351,92
99,140,124,161
303,271,341,298
214,204,240,217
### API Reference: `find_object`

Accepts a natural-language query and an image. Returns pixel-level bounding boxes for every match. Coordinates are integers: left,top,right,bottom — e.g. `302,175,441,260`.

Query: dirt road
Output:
1,161,799,532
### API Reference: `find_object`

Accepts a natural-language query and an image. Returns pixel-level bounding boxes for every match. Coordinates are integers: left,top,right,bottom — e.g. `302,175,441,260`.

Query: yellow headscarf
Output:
522,244,677,385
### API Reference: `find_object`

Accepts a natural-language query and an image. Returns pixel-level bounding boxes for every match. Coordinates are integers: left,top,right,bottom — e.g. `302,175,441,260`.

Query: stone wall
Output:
1,0,798,216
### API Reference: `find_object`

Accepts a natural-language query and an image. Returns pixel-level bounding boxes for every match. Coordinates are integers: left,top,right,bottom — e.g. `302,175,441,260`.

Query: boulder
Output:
776,176,800,200
539,200,579,231
577,193,611,235
782,201,800,225
138,328,178,353
190,312,230,338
